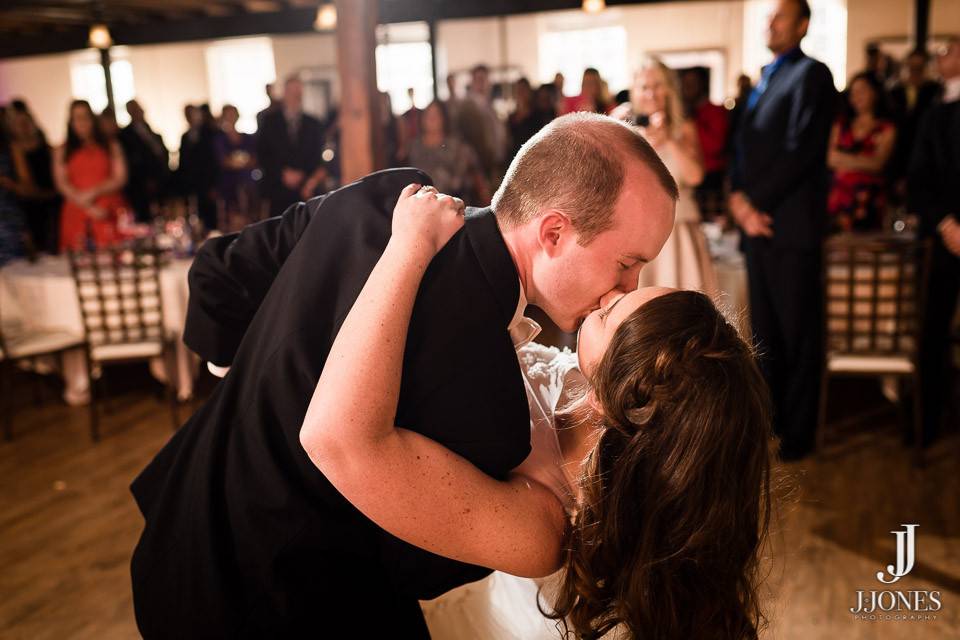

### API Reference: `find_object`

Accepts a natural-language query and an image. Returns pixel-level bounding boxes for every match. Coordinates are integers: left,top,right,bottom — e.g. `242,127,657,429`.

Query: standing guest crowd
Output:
0,0,955,457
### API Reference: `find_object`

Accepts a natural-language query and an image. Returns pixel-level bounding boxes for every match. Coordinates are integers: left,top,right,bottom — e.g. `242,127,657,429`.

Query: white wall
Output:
0,52,74,145
272,31,337,82
437,3,745,96
126,41,211,152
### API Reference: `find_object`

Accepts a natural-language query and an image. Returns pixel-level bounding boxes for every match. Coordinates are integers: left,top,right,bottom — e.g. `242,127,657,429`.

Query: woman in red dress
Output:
827,72,896,232
53,100,128,252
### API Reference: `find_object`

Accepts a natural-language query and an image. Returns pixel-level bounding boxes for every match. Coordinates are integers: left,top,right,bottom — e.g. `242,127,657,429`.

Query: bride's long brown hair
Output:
546,290,776,639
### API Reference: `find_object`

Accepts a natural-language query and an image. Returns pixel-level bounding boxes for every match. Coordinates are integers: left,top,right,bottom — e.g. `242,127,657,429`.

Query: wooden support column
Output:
428,19,439,100
99,47,115,113
912,0,931,52
336,0,383,182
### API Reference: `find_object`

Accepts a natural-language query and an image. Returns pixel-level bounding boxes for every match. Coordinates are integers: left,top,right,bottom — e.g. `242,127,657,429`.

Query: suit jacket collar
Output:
464,207,521,328
749,48,806,117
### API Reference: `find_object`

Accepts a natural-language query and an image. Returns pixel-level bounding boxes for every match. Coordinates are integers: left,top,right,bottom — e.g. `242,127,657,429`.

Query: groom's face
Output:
533,162,675,333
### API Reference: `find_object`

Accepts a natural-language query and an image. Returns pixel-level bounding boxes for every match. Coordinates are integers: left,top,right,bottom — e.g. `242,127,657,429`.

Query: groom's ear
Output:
536,211,572,257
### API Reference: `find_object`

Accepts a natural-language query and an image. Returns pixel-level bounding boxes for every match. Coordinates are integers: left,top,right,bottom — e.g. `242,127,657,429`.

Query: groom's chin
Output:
556,316,582,334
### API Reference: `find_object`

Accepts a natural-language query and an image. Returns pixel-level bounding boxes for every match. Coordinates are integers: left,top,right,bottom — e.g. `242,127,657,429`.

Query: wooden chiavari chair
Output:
68,247,180,441
817,234,932,466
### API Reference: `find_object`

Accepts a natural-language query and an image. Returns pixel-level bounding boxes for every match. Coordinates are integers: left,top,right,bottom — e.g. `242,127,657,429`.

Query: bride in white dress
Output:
300,185,775,639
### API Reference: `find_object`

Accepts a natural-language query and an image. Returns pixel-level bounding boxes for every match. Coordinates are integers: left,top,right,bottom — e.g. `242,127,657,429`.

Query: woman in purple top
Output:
214,104,257,211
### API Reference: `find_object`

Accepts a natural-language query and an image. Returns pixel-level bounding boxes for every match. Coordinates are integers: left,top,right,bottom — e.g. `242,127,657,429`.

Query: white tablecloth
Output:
0,255,197,405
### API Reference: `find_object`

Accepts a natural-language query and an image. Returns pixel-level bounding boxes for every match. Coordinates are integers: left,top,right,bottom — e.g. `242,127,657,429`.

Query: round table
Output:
0,255,198,405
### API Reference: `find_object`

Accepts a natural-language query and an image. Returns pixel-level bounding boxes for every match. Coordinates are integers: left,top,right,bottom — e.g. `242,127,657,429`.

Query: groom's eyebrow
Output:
624,253,649,265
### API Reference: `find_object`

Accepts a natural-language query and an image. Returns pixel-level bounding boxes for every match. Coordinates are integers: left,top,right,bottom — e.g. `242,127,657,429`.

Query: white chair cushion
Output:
0,329,85,360
91,341,164,361
827,354,914,374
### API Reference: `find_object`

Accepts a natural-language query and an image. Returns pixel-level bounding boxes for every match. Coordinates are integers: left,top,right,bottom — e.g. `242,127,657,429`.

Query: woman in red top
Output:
53,100,128,252
827,72,896,232
560,68,612,115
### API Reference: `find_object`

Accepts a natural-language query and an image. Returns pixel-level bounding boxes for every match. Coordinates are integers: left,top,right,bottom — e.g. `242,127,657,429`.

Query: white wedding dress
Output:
419,342,583,640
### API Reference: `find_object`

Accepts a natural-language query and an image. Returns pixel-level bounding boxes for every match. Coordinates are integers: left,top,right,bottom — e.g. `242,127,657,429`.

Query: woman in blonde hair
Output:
612,57,719,295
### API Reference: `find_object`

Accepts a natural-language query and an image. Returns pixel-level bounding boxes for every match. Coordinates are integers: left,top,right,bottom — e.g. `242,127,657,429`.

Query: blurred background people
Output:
408,100,489,205
613,57,716,295
0,108,27,264
680,67,730,218
175,104,219,230
3,100,59,253
257,75,326,216
453,64,507,185
908,37,960,448
214,104,257,210
256,82,279,131
826,72,896,232
888,48,942,197
120,98,169,223
507,77,548,161
728,0,837,461
560,67,611,114
53,99,128,251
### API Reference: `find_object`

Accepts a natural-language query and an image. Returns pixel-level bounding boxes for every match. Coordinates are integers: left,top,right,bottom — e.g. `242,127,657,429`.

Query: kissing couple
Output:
131,112,776,639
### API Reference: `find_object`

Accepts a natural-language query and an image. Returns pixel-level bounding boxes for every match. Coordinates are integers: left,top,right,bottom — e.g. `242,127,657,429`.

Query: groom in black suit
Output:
130,113,678,638
729,0,837,460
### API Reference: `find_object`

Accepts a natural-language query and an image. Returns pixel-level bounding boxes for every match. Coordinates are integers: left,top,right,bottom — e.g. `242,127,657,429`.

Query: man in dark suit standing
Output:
889,48,943,195
908,37,960,447
729,0,837,460
119,99,169,222
130,113,678,638
256,75,328,216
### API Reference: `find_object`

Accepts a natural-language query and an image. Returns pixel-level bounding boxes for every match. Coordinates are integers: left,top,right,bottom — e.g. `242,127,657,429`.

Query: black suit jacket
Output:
256,108,325,214
130,168,531,636
889,80,942,179
731,49,837,250
908,100,960,237
119,123,169,216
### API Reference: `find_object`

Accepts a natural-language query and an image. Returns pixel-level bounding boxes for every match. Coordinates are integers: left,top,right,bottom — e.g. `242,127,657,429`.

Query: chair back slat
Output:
823,234,931,359
68,247,166,348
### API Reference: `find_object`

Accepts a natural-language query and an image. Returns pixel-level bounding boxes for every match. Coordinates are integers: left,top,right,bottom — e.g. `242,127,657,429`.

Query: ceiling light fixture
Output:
315,3,337,30
88,23,112,49
582,0,606,14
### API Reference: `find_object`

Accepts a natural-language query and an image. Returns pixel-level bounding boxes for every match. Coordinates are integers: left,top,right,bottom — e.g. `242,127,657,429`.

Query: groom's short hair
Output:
491,112,678,244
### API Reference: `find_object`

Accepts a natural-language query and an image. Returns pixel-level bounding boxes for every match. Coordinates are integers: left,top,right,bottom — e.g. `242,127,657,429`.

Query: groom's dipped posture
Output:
130,113,677,638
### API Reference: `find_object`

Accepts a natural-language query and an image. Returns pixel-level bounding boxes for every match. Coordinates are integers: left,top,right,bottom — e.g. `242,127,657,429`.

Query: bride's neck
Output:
555,405,602,483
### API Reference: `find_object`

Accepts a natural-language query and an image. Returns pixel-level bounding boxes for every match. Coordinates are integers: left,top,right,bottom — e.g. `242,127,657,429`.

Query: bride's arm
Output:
300,185,566,578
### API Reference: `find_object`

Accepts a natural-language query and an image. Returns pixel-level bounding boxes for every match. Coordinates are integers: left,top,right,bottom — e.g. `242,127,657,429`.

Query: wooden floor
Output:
0,367,957,640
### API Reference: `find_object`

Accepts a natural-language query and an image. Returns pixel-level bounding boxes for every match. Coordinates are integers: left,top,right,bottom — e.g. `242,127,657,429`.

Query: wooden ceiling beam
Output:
0,0,663,59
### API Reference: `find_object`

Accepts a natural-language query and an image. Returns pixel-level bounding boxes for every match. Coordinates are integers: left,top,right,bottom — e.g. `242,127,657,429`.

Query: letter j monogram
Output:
877,524,918,584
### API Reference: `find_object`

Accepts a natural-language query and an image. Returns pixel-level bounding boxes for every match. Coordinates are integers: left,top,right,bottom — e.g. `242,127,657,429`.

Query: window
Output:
69,48,136,125
205,37,277,134
376,22,434,115
538,26,628,96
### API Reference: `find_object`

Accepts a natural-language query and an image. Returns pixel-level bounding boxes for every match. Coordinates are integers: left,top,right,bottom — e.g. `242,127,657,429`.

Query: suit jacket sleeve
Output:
744,62,836,213
182,168,433,366
908,104,959,232
183,197,319,366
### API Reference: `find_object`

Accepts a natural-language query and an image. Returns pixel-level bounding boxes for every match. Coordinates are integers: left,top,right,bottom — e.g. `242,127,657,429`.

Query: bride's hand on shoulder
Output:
392,183,465,258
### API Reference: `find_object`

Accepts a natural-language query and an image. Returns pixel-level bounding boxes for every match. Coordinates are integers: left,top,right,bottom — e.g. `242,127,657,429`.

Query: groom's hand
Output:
391,184,466,257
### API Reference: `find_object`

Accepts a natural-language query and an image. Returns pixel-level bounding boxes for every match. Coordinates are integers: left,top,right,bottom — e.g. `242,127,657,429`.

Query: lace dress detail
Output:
420,342,585,639
514,342,582,513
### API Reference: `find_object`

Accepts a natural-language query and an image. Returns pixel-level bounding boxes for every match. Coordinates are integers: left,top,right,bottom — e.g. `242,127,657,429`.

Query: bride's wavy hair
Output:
545,290,776,639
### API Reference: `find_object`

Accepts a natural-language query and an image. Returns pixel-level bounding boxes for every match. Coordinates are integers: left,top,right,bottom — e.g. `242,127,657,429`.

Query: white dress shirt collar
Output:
507,281,541,349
